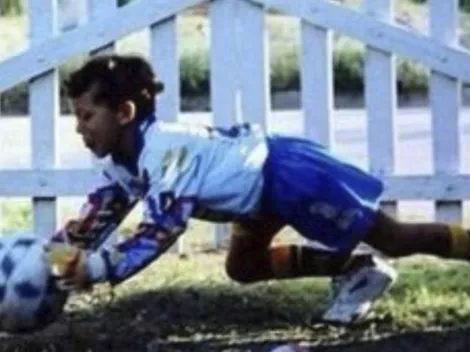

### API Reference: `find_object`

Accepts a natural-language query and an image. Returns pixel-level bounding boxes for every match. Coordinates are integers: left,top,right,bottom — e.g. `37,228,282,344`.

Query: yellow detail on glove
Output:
45,242,92,292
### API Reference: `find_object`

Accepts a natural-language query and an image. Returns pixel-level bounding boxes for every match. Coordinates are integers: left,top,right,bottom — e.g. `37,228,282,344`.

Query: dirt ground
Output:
1,288,470,352
1,251,470,352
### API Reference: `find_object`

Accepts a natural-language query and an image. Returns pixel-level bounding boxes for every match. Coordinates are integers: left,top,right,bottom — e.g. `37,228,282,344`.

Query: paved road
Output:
1,107,470,175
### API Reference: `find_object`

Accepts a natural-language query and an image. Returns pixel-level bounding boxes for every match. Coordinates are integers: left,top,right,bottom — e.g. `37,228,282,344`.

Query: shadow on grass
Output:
0,283,325,352
1,283,470,351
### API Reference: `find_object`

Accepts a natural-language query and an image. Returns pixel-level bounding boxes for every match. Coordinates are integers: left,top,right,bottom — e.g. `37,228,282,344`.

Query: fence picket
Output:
430,0,462,223
28,0,59,238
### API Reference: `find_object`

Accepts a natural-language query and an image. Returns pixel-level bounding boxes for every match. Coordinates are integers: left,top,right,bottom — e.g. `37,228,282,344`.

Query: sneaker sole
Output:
322,260,397,324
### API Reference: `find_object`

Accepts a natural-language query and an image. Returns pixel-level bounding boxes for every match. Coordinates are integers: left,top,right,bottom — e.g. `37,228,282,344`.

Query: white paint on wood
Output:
58,0,88,31
210,0,239,248
430,0,462,223
0,169,98,197
151,17,180,122
0,0,202,93
381,174,470,200
363,0,398,216
28,0,59,238
238,0,270,128
2,170,470,201
300,21,333,146
88,0,116,55
248,0,470,82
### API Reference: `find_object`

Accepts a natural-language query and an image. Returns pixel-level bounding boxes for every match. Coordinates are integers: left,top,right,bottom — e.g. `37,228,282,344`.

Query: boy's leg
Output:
363,210,470,260
322,255,397,324
321,208,470,324
226,215,396,324
323,207,470,324
225,215,372,283
257,136,400,323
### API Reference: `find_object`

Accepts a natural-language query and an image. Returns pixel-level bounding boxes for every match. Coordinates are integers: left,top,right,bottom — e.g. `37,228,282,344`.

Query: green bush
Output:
333,38,365,93
1,42,433,114
0,0,133,16
270,49,299,92
269,38,429,96
410,0,470,12
0,0,138,15
0,0,22,16
0,0,437,113
180,49,210,96
118,0,136,6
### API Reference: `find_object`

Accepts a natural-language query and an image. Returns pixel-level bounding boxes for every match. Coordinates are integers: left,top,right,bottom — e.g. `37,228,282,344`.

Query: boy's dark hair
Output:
65,54,164,119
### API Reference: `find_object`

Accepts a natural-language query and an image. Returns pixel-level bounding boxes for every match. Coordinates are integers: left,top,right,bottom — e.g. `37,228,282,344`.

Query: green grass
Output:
108,254,470,330
411,0,470,13
30,255,470,350
3,202,470,349
4,250,470,350
382,258,470,328
3,200,470,336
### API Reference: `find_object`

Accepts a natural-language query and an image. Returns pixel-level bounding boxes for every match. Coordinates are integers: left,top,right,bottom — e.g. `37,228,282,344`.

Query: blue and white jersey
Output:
115,118,268,224
54,116,269,285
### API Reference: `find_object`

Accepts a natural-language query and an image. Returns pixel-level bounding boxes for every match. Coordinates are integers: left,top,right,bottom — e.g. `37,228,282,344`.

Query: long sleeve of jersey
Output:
85,146,199,286
51,171,137,251
86,190,194,285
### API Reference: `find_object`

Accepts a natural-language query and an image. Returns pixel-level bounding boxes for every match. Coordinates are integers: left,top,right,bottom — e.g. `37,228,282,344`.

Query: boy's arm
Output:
48,192,195,289
52,175,137,251
87,193,194,285
49,147,200,290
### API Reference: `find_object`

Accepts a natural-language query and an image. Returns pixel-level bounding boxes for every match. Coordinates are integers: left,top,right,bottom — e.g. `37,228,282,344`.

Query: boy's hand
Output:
45,242,92,292
60,219,97,248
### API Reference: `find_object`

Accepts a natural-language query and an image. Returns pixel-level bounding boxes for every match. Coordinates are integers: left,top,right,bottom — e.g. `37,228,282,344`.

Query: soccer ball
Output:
0,233,68,333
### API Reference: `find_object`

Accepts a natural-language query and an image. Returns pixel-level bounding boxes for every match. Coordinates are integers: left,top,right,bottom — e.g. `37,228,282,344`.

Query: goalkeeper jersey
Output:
53,114,269,284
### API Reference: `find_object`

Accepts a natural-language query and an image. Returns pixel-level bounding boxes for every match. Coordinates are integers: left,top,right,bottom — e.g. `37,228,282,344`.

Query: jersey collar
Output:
112,113,156,175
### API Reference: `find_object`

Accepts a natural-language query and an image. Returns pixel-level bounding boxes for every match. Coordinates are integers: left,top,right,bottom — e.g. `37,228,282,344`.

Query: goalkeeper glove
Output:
45,242,92,292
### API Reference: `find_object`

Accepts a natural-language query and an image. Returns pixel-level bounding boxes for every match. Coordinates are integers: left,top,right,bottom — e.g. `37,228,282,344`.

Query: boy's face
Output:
71,85,122,158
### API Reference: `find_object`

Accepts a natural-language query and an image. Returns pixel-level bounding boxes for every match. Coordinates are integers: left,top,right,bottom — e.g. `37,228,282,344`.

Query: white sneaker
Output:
322,255,397,324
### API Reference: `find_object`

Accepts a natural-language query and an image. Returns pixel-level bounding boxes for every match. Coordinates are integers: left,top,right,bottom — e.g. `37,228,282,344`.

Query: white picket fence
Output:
1,0,470,250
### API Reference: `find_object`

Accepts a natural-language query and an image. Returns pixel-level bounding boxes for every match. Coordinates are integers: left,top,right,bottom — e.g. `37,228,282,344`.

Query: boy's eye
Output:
82,112,93,122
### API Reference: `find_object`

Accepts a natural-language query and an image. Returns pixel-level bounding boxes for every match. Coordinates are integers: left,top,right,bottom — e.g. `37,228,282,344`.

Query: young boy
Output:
46,54,470,324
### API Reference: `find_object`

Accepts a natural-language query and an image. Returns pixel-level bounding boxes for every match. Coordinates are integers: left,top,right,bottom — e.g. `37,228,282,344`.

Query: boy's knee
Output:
364,211,406,257
378,242,404,258
225,256,257,283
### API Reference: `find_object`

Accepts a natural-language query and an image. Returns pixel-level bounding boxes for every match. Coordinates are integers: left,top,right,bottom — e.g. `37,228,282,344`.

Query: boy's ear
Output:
116,101,136,126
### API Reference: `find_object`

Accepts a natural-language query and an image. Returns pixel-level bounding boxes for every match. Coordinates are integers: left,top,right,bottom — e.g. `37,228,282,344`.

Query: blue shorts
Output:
261,135,383,253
